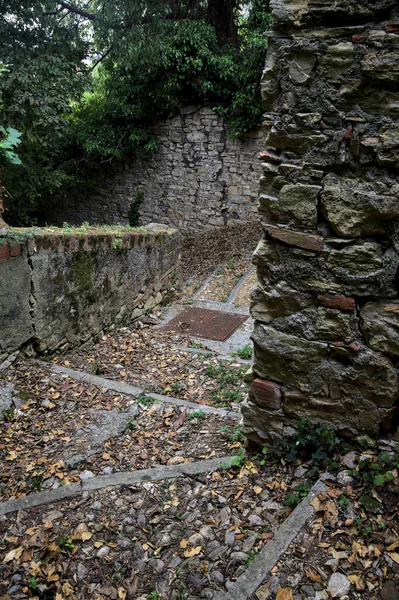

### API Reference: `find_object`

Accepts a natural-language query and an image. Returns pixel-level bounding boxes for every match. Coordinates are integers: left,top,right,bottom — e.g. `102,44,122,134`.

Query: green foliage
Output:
112,237,123,250
284,482,312,507
138,395,158,407
0,127,22,166
2,408,16,422
220,424,245,443
351,452,399,489
1,1,271,224
128,190,144,227
188,410,206,420
0,63,22,167
231,344,252,360
127,417,137,430
272,420,342,469
228,449,247,468
59,537,76,551
0,5,88,224
28,576,39,590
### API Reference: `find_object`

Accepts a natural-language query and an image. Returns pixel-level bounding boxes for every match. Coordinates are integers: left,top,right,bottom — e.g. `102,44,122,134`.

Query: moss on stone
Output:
71,252,95,293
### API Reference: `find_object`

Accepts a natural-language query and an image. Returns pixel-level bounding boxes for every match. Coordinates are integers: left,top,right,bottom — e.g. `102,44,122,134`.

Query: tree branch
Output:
58,1,98,21
88,47,113,72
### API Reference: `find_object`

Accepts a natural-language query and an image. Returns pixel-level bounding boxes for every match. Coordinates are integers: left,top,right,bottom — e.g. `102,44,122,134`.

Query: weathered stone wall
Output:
243,0,399,444
0,225,180,361
49,107,264,231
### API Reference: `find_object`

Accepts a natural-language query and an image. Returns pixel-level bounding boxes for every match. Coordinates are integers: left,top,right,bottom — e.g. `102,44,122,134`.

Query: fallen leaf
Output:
276,589,294,600
305,569,323,584
184,546,202,558
3,546,23,563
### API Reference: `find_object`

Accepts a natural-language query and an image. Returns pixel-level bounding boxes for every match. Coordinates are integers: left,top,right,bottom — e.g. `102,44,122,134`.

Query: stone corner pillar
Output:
243,0,399,446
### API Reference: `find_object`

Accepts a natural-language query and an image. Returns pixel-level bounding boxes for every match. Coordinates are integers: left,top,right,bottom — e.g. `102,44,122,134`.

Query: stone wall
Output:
243,0,399,444
0,225,180,361
49,107,265,231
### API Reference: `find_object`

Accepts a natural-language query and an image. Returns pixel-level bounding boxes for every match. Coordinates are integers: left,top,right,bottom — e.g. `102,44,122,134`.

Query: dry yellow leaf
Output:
253,486,262,495
3,546,23,563
184,546,202,558
305,568,323,584
180,539,189,549
388,552,399,565
276,588,294,600
118,588,127,600
387,541,399,552
6,451,17,461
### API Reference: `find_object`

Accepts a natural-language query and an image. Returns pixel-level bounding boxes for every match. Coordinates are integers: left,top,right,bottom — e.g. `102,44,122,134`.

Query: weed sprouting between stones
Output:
188,410,205,421
231,344,252,360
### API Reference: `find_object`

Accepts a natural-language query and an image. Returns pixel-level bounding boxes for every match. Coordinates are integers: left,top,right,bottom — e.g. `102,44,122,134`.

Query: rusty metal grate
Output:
159,307,248,341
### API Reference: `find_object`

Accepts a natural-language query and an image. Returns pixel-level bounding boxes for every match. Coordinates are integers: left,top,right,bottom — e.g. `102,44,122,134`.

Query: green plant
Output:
188,410,206,421
272,420,342,469
227,448,247,468
93,363,104,376
146,591,160,600
171,382,183,393
63,222,73,233
338,494,349,509
284,482,312,507
2,408,15,422
139,395,158,407
112,237,123,250
127,417,137,430
246,549,259,565
59,537,76,551
205,362,246,406
231,345,252,360
128,189,144,227
28,471,44,491
259,446,268,466
28,575,39,590
220,424,245,443
353,452,398,489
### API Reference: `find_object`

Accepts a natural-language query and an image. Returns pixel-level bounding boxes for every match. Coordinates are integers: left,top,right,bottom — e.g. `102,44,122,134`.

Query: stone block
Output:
288,51,316,84
326,241,383,276
259,183,320,229
263,224,324,252
319,294,355,312
320,43,355,79
250,378,282,410
316,308,352,342
252,323,327,389
241,399,284,446
0,244,10,262
9,244,22,258
321,174,399,238
360,301,399,356
251,281,314,323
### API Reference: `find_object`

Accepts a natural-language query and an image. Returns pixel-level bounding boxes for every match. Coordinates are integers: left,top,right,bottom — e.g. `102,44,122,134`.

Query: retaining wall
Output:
243,0,399,444
48,107,265,232
0,225,180,361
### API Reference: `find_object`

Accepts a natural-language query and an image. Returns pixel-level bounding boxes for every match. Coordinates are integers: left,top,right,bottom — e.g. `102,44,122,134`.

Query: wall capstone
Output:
243,0,399,445
48,107,265,232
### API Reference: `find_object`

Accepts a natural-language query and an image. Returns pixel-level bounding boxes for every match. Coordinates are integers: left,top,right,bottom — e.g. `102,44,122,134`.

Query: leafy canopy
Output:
0,1,271,224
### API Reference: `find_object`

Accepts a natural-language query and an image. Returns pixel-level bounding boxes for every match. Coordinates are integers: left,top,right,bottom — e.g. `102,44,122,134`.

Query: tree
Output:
0,1,270,225
0,63,22,228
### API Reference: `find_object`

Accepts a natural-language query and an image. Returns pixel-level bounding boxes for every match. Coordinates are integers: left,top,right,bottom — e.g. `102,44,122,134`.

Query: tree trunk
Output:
207,0,239,48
